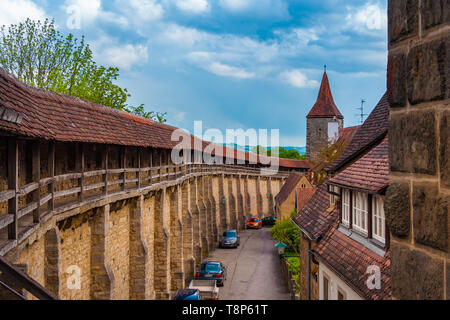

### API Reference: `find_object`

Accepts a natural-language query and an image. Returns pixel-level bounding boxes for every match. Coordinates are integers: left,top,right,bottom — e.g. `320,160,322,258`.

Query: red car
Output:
246,217,262,229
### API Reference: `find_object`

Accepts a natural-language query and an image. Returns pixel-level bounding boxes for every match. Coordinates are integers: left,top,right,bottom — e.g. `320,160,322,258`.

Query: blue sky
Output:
0,0,388,147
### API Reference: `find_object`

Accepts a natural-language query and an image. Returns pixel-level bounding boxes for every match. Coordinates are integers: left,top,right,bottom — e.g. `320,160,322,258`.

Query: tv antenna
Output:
355,99,368,124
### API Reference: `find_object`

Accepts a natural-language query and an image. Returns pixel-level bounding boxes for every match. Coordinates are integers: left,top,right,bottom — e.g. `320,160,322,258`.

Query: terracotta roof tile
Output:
296,187,317,211
307,72,343,119
275,172,303,204
0,69,310,170
329,136,389,193
292,183,339,240
313,226,391,300
327,93,389,172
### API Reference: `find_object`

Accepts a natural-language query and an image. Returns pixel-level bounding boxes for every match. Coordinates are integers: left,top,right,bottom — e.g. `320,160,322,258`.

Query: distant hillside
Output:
222,144,306,155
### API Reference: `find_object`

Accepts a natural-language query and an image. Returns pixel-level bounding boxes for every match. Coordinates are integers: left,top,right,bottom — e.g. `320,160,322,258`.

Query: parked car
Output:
195,261,227,287
188,279,219,300
173,288,201,300
246,217,262,229
219,230,240,248
262,216,277,226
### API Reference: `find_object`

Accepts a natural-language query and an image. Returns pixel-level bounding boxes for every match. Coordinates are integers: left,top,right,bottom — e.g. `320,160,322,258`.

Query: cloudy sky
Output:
0,0,388,147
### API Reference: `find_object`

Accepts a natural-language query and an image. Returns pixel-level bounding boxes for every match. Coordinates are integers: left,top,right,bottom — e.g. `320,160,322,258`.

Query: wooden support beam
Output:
149,149,153,185
8,138,18,240
159,151,162,183
48,141,55,212
32,141,40,223
103,145,109,196
122,146,127,191
78,143,85,202
137,148,141,189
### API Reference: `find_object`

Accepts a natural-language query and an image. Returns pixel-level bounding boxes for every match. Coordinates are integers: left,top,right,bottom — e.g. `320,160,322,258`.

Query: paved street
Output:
207,227,290,300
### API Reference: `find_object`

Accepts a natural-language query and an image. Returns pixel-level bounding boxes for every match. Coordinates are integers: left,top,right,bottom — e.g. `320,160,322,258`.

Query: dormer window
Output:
352,191,368,234
342,189,350,226
329,185,340,206
372,195,386,243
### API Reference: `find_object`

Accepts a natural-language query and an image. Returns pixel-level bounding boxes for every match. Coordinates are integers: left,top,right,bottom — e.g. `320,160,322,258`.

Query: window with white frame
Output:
352,191,368,234
372,195,386,243
330,185,340,206
342,189,350,226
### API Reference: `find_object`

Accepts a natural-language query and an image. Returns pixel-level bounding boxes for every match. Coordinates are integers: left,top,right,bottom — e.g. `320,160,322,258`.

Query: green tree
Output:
269,211,300,255
0,19,166,123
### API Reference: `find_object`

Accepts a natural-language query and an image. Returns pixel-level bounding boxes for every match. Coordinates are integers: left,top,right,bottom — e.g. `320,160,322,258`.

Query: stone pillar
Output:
228,176,238,230
190,178,202,267
197,177,209,257
154,189,171,300
45,228,61,297
170,186,184,293
206,176,216,247
219,174,229,234
256,176,263,218
129,195,149,300
181,182,195,279
236,175,245,230
90,205,114,300
386,0,449,300
143,193,156,300
244,175,251,223
267,178,275,217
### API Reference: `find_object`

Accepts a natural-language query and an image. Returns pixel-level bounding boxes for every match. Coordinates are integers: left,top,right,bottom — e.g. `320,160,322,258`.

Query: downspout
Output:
307,240,311,300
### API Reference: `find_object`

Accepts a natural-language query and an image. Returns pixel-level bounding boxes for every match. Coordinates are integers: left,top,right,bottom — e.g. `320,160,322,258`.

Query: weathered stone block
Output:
413,183,449,252
389,111,437,175
407,36,450,105
421,0,450,30
388,0,419,44
384,182,411,238
387,52,407,108
441,110,450,189
391,242,444,299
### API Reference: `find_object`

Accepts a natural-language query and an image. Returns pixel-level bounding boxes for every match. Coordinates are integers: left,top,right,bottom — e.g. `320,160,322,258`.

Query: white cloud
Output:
0,0,46,26
175,0,210,14
129,0,164,21
65,0,101,24
280,70,319,89
208,62,255,79
219,0,249,11
93,36,149,70
346,2,387,34
219,0,289,19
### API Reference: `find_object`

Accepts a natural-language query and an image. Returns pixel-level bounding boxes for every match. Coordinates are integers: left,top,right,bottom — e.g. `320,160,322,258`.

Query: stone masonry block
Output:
441,110,450,189
407,36,450,105
391,242,444,300
384,182,411,238
421,0,450,30
389,111,437,175
387,51,408,108
413,183,449,252
388,0,419,44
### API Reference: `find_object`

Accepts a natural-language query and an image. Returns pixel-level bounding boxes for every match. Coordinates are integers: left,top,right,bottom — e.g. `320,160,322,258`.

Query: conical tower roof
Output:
307,71,343,119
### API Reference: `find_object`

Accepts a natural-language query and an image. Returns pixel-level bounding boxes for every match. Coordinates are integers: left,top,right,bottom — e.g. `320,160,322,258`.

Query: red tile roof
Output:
312,226,391,300
292,183,339,240
0,69,310,170
307,72,343,119
275,171,303,204
328,136,389,193
296,187,317,211
327,93,389,172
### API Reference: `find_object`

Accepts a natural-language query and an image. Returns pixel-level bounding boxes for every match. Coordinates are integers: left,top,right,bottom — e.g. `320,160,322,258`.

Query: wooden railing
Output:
0,255,58,300
0,140,288,256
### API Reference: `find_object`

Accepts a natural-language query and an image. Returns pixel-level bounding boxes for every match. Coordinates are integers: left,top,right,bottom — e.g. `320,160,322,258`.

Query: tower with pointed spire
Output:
306,69,344,162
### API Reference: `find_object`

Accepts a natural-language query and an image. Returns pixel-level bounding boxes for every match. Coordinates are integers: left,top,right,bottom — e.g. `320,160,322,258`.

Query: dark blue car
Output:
195,262,227,287
219,230,240,248
174,289,201,300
